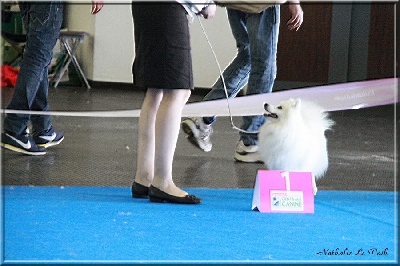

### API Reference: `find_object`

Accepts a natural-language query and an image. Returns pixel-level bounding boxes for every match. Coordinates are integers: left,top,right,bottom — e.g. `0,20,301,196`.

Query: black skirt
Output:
131,3,193,90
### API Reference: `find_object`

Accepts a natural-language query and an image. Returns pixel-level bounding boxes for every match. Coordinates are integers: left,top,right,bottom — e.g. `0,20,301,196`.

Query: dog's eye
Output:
277,106,282,109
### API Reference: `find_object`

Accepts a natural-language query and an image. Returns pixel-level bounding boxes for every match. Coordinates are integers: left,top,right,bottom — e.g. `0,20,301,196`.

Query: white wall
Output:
65,4,236,88
188,8,237,88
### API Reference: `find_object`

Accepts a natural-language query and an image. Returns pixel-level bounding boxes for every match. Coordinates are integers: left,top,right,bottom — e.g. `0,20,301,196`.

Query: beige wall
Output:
65,4,236,88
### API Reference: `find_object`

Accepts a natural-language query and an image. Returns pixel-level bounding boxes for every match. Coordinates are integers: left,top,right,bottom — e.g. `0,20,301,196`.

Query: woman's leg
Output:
151,89,191,197
134,88,191,197
134,89,163,187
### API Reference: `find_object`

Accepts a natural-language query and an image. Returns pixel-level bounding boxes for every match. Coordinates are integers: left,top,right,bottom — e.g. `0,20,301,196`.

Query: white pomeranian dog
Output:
258,98,334,195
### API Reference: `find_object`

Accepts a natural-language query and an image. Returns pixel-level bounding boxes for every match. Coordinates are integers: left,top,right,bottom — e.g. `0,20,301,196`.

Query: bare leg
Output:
134,89,162,187
152,89,191,197
134,88,191,197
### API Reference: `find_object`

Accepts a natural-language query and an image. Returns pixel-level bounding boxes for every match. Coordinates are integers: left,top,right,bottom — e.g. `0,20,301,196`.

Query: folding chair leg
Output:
65,40,91,89
51,50,73,88
51,31,90,89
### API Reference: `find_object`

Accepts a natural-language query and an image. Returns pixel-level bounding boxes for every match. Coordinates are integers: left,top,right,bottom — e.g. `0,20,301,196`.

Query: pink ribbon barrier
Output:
182,78,398,117
2,78,397,117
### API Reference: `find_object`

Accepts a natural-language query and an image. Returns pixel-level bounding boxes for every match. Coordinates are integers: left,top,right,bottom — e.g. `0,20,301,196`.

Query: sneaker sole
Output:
234,152,264,163
37,136,64,148
1,143,46,156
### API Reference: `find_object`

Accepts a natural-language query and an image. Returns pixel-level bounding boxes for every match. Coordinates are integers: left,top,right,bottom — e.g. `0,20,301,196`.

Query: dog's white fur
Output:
258,98,334,194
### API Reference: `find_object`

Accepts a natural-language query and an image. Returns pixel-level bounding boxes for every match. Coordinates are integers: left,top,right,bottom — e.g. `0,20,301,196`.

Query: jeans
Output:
3,2,63,136
203,6,280,146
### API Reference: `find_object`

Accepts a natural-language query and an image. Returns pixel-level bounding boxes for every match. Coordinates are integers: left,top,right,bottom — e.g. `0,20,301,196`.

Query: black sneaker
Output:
33,127,64,148
1,132,46,155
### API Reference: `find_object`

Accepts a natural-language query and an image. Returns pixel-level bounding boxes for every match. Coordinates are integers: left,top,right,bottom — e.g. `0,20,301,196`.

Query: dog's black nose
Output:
264,103,269,110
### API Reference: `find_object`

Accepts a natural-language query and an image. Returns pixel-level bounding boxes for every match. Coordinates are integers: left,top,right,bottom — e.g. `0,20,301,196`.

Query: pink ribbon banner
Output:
182,78,398,117
2,78,397,117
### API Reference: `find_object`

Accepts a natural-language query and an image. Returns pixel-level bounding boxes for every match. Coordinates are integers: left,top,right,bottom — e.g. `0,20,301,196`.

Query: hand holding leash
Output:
199,4,216,19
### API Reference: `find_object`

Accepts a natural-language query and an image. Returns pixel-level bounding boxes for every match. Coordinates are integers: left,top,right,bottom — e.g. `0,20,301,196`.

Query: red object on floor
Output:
1,64,19,87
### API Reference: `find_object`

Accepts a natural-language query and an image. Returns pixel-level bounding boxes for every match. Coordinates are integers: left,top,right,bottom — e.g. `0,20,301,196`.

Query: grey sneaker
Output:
234,140,263,163
181,117,213,152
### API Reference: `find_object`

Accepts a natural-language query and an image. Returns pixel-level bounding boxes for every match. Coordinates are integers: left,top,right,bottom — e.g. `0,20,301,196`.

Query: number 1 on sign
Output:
281,171,291,191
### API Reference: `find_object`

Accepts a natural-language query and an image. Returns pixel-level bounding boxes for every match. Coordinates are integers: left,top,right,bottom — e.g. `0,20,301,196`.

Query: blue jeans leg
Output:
239,6,280,146
4,2,63,136
202,8,252,125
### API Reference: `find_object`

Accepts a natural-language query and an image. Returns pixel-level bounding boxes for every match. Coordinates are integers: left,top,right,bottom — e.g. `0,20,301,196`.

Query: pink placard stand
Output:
252,170,315,213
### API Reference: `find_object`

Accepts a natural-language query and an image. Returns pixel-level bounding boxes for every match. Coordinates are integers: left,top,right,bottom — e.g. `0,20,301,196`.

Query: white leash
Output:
196,16,258,134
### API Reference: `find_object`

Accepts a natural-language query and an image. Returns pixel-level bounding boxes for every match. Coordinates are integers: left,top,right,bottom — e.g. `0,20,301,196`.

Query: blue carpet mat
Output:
2,186,398,264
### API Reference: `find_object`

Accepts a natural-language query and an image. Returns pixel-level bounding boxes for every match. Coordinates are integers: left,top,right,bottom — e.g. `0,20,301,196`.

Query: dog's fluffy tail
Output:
301,100,335,131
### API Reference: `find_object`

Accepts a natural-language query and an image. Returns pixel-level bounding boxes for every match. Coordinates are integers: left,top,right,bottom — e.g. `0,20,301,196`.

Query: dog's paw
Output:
312,178,318,195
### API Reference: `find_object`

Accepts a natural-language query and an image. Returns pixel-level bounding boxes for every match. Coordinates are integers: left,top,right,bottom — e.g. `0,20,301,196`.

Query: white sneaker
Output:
181,117,213,152
234,140,264,163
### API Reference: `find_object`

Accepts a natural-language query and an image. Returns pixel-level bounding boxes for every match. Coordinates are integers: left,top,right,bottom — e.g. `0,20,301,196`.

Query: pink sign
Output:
252,170,315,213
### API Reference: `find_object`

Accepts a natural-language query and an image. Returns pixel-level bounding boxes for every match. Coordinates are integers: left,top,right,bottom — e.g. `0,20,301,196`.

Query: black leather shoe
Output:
148,186,201,204
131,182,149,198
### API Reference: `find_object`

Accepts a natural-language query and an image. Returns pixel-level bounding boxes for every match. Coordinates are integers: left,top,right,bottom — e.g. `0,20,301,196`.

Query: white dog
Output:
258,98,334,195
